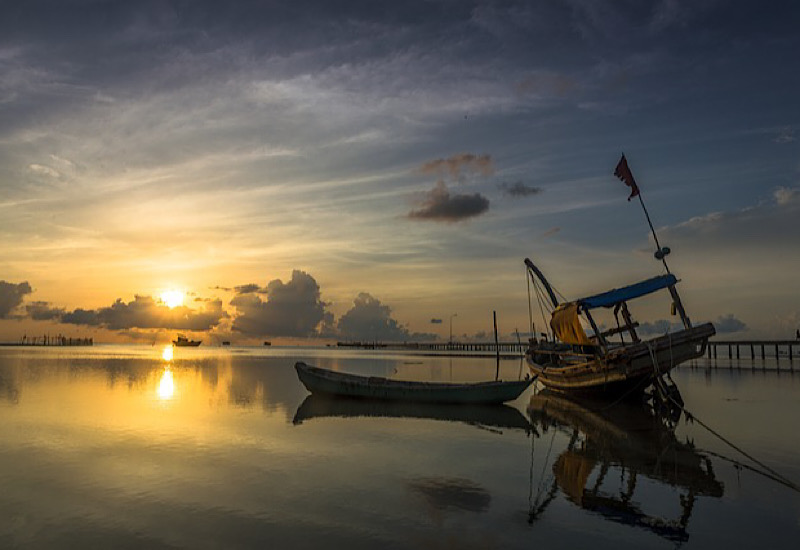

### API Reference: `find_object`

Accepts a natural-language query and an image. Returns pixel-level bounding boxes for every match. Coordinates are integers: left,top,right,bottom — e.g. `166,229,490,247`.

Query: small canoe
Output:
294,362,534,405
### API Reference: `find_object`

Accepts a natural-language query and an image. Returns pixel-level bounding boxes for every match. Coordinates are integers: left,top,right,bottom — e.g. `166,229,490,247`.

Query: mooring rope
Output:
641,342,800,493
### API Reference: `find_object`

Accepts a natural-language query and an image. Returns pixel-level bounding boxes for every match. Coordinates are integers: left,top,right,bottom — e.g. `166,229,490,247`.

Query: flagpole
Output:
615,153,671,275
636,192,671,274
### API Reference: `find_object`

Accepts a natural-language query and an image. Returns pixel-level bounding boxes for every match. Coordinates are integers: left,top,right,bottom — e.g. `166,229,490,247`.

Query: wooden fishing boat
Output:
172,334,201,347
294,362,533,405
524,258,715,397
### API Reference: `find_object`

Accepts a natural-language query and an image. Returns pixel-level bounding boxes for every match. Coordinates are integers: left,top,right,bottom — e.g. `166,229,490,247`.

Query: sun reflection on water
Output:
162,344,173,362
158,367,175,400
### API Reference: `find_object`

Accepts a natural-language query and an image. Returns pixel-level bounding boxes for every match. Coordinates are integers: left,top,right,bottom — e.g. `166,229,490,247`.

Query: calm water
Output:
1,345,799,549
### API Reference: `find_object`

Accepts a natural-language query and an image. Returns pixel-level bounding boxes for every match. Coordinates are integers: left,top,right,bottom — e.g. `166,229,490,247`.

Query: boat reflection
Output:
527,391,724,542
293,394,533,434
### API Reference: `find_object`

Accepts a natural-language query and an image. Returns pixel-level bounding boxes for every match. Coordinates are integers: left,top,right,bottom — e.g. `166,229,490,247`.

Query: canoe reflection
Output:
527,391,724,542
293,394,533,434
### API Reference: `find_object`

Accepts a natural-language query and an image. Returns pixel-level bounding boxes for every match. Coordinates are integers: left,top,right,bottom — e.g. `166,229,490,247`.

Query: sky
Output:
1,0,798,344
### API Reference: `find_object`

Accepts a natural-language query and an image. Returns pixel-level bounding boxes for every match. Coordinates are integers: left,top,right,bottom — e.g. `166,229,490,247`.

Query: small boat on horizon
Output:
294,362,533,405
173,334,201,347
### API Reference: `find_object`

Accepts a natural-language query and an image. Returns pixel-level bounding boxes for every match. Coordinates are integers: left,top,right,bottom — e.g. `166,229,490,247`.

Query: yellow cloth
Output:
550,303,591,345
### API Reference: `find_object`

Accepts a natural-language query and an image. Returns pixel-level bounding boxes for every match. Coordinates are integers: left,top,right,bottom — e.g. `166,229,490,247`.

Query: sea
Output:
1,344,799,549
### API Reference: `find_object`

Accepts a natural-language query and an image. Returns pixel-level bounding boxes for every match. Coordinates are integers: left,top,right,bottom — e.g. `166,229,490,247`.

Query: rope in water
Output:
641,343,800,493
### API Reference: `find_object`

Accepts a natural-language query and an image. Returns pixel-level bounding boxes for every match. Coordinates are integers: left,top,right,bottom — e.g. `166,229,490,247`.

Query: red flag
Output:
614,154,640,201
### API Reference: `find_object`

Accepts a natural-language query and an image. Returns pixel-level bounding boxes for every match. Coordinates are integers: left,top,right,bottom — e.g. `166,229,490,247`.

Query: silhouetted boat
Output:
524,258,714,397
172,334,201,347
263,341,271,346
292,394,533,433
221,341,231,346
526,391,723,541
294,362,533,404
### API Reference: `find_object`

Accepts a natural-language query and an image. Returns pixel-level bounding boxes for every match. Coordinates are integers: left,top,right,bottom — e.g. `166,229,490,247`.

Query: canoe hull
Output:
295,362,533,405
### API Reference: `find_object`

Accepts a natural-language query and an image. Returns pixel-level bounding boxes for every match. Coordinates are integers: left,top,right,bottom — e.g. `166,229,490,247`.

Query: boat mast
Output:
524,258,559,309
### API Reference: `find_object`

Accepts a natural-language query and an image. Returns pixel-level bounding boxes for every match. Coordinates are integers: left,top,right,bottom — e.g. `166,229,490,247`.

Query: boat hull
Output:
295,362,533,405
526,323,715,397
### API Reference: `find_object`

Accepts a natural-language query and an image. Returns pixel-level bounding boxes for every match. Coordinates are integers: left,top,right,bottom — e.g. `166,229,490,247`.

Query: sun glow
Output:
160,290,185,308
162,344,174,361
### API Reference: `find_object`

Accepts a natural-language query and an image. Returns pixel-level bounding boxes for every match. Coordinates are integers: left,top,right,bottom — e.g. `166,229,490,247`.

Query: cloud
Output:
234,283,262,295
430,318,443,324
419,153,494,182
543,227,560,237
0,281,32,318
515,72,577,97
498,181,542,198
714,314,747,334
27,164,61,178
637,319,676,336
774,186,797,206
337,292,409,342
25,301,65,321
59,295,228,330
409,331,438,342
773,127,795,143
408,181,490,223
230,270,332,337
662,186,800,248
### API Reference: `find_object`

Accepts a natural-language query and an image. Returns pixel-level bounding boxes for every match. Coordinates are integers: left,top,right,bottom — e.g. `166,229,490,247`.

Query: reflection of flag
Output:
614,154,640,201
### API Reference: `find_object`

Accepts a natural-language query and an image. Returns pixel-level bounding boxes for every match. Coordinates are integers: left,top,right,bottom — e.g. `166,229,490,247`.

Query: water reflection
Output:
157,367,175,400
527,391,724,542
293,394,533,434
409,477,491,513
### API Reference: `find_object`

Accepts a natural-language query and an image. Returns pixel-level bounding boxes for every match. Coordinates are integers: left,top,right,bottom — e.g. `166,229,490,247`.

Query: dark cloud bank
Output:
408,181,490,223
9,269,437,342
230,270,333,337
0,281,33,318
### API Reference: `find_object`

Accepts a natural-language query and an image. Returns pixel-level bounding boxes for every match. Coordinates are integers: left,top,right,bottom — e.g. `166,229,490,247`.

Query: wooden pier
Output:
707,340,796,361
338,339,799,368
337,341,527,354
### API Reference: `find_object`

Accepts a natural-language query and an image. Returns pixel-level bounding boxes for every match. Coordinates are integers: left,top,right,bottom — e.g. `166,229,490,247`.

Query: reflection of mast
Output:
527,391,723,542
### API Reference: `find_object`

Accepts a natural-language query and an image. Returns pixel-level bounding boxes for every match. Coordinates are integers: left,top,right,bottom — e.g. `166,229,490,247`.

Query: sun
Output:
160,290,185,309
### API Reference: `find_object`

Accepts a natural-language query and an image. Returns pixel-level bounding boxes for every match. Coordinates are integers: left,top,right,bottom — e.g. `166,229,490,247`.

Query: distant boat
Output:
524,258,714,398
294,362,533,405
264,341,271,346
221,341,231,346
173,334,201,347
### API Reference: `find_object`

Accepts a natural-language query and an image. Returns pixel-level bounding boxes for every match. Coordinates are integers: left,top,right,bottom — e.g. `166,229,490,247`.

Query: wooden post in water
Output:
750,344,755,360
493,311,500,381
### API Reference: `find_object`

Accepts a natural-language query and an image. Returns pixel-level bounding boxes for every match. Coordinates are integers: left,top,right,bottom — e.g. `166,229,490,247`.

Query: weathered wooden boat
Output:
172,334,201,347
294,362,533,404
524,258,715,397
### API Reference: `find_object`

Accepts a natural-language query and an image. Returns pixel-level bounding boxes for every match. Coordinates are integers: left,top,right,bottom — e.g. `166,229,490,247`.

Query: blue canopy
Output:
577,274,677,310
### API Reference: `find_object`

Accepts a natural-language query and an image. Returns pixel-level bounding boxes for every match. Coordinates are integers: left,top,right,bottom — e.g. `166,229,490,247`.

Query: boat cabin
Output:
549,273,692,353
